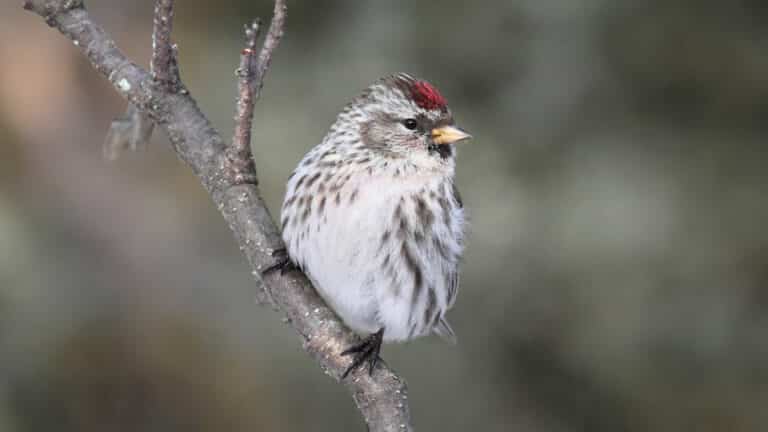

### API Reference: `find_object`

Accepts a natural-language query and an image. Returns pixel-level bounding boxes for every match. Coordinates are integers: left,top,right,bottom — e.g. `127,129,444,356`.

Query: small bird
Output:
270,73,471,377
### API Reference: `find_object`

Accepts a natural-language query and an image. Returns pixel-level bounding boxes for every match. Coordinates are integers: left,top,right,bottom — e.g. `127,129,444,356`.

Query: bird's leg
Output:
262,248,296,275
341,328,384,378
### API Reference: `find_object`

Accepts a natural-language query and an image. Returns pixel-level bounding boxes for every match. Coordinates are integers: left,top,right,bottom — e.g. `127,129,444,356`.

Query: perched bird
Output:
268,73,471,377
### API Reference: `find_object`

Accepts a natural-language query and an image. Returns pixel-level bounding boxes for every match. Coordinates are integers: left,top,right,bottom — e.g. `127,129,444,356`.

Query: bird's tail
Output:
433,317,457,344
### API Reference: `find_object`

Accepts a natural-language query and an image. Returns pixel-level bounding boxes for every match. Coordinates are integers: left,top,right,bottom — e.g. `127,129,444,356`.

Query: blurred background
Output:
2,0,768,430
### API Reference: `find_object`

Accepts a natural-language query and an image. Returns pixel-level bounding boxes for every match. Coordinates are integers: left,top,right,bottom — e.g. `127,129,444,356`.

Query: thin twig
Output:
232,20,261,156
151,0,178,91
253,0,287,96
225,20,262,185
23,1,414,431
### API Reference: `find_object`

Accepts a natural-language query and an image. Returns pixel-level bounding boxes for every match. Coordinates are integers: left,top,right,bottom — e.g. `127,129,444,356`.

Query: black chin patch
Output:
428,143,453,159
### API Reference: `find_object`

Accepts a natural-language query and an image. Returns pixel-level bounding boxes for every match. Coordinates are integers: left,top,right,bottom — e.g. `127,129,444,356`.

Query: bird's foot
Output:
262,248,295,276
341,328,384,378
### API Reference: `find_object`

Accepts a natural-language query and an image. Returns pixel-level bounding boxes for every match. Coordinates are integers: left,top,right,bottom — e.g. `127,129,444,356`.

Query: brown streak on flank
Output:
305,172,322,189
423,287,437,333
401,242,423,316
294,174,308,189
334,192,341,206
398,218,409,240
382,254,400,298
281,215,290,230
349,188,359,204
451,182,463,208
433,236,450,261
299,195,312,222
317,195,327,215
414,230,425,245
438,196,451,223
394,202,408,240
379,229,391,255
414,196,434,229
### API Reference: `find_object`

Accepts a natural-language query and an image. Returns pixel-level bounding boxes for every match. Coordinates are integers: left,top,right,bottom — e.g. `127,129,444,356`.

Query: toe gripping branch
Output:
262,248,384,379
262,247,295,276
341,328,385,378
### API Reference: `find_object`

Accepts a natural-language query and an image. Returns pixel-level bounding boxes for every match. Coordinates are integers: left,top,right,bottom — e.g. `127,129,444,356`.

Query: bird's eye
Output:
402,118,418,130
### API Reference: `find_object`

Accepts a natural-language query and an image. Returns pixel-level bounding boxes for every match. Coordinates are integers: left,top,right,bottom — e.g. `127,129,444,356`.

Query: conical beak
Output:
431,125,472,145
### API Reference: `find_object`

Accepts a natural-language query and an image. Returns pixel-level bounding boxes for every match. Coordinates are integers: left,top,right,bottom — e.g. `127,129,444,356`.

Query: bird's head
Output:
329,73,471,171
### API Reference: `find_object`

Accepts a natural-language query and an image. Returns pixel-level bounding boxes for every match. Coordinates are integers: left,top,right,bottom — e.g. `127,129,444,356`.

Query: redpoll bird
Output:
268,73,471,377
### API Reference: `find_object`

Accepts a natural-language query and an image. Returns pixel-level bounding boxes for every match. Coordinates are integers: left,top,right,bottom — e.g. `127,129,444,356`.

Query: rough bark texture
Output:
22,1,413,430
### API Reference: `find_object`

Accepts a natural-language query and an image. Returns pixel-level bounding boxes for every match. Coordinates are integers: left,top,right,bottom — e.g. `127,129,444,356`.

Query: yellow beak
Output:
431,125,472,145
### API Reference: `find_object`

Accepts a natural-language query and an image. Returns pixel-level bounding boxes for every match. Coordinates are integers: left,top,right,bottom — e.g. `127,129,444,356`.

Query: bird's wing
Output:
433,180,462,345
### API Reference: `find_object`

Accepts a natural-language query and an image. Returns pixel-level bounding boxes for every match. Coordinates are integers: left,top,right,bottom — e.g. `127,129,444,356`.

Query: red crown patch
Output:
410,80,447,111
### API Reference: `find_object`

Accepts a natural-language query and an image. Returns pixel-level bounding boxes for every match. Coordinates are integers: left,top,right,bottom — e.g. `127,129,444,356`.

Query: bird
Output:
266,73,471,378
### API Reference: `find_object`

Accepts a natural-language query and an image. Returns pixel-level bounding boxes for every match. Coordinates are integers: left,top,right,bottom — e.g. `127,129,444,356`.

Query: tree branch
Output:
103,0,177,160
224,19,262,186
254,0,287,97
150,0,178,91
22,1,413,430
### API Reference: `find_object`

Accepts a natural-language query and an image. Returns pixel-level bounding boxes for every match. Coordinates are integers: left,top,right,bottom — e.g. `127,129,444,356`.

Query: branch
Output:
103,0,180,160
23,0,413,430
224,19,262,186
254,0,287,97
150,0,178,91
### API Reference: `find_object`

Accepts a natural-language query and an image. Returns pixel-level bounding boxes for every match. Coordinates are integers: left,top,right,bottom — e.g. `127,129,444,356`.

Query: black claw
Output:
262,248,295,276
341,328,384,379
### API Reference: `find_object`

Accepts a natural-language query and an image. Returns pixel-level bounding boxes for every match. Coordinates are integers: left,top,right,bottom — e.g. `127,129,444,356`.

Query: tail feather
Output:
433,317,457,344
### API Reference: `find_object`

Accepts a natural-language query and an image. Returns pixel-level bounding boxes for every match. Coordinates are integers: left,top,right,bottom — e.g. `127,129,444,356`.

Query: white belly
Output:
282,166,464,342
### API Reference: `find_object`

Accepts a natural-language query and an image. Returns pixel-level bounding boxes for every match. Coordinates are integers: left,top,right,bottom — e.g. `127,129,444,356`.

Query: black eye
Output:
402,118,418,130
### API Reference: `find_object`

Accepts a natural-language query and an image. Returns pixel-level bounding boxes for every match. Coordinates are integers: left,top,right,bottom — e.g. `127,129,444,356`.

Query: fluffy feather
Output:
280,73,466,343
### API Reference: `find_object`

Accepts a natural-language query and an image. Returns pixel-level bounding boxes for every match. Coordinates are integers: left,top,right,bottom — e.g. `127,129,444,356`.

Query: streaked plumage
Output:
279,73,470,373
